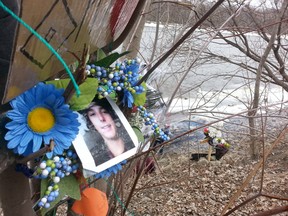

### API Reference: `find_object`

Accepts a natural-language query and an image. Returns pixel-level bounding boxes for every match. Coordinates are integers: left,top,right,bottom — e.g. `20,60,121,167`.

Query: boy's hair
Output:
82,98,118,130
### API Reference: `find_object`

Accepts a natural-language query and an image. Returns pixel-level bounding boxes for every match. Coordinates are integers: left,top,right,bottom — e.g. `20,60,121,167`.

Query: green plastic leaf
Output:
132,82,147,106
94,51,130,67
68,79,98,110
132,126,144,143
46,78,98,111
40,175,81,215
96,49,107,61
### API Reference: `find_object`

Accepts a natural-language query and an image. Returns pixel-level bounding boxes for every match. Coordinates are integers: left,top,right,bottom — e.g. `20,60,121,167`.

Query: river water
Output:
139,23,288,116
136,23,288,154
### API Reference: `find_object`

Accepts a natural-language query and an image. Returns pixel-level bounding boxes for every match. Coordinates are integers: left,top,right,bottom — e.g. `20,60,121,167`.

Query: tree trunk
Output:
248,0,288,159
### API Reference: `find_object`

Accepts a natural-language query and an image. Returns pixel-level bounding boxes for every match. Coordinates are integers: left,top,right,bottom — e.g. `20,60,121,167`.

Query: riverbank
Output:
128,142,288,215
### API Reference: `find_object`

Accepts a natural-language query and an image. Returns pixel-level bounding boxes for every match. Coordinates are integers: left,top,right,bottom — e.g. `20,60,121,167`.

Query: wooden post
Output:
207,145,213,161
200,138,213,161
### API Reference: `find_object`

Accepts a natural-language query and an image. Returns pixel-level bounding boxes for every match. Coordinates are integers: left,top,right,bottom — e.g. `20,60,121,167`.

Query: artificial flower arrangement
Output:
203,127,231,160
3,50,170,215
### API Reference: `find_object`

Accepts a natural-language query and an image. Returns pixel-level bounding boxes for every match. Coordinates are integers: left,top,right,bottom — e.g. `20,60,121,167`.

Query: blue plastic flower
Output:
122,89,134,108
4,82,80,157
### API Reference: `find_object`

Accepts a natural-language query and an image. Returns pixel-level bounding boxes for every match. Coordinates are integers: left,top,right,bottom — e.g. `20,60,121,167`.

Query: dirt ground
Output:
128,137,288,216
1,120,287,216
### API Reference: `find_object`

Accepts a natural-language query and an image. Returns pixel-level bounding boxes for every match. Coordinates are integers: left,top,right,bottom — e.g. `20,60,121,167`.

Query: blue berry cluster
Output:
34,149,80,209
85,58,145,99
137,106,170,141
95,160,127,179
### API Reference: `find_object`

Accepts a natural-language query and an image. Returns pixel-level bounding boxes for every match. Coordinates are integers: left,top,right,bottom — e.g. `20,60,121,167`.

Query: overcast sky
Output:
249,0,275,8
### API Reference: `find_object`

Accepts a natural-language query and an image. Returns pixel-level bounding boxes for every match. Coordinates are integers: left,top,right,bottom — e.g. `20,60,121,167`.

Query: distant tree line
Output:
146,1,287,34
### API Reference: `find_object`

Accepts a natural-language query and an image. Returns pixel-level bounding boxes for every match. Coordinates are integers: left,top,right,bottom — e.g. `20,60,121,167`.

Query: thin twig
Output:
151,152,167,181
259,108,266,192
261,193,288,201
122,151,150,216
16,140,55,164
221,126,288,215
252,205,288,216
223,194,261,216
63,45,89,103
136,0,226,85
129,101,288,163
164,1,250,117
135,176,188,192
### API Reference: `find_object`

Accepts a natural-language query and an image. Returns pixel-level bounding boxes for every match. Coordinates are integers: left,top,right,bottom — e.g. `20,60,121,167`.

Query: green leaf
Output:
132,126,144,143
46,78,98,111
40,175,81,215
46,79,69,90
94,51,130,67
96,49,107,61
68,79,98,111
132,82,147,106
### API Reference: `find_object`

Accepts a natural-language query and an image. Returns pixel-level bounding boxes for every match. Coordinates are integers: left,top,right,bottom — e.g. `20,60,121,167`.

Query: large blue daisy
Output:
4,82,80,158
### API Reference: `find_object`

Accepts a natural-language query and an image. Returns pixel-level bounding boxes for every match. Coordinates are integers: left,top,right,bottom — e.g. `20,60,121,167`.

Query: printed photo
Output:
73,97,139,176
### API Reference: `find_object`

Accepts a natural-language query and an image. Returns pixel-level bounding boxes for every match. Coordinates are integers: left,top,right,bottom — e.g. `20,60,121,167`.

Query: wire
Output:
0,0,81,96
104,179,135,216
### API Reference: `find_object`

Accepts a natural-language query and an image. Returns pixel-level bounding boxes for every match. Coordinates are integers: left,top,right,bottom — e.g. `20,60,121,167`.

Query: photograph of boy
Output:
81,98,135,166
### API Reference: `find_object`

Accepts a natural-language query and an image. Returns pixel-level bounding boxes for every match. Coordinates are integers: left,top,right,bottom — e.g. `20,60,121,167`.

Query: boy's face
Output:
87,105,117,140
